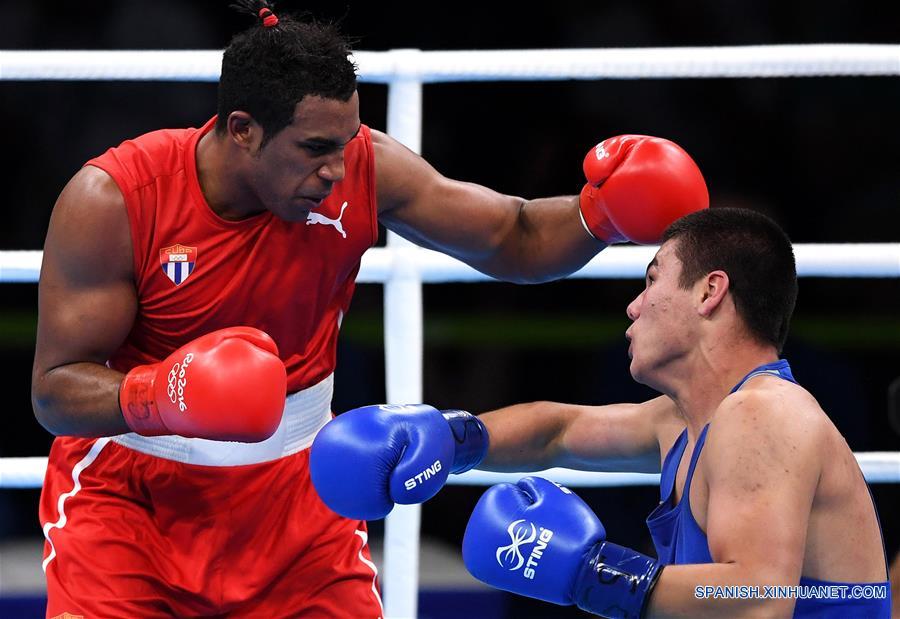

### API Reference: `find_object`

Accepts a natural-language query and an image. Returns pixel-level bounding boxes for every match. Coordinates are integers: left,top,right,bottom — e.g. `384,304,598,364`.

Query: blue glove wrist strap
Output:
442,410,489,474
573,541,663,619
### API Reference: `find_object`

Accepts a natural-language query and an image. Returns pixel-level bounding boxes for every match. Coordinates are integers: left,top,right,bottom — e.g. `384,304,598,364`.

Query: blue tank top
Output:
646,360,891,618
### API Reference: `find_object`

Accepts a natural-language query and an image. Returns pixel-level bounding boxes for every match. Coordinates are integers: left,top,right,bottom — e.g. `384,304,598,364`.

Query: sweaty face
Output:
250,92,361,222
624,241,698,389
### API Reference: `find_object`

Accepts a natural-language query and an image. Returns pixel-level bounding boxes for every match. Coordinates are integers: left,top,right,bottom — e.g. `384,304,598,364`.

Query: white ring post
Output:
383,49,424,619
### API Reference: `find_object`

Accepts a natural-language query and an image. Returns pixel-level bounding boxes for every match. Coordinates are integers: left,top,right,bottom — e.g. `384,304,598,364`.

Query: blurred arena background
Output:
1,1,898,617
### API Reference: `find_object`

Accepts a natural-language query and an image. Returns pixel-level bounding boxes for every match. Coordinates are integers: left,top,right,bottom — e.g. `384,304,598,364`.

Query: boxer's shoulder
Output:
46,166,132,276
705,382,828,479
717,376,826,432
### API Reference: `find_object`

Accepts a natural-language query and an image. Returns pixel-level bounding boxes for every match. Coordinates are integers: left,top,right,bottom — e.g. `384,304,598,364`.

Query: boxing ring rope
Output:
4,453,900,490
2,44,900,618
3,44,900,81
0,243,898,284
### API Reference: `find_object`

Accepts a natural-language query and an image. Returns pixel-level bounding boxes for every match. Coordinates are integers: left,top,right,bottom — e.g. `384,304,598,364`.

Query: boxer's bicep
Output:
32,167,137,434
35,166,136,372
704,392,819,583
373,129,521,261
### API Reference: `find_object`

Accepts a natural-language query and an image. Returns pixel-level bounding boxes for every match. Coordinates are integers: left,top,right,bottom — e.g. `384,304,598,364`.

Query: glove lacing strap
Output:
119,364,168,436
442,410,490,474
573,540,664,619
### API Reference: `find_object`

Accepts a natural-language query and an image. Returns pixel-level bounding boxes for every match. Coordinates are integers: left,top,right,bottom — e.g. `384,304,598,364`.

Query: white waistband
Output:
111,373,334,466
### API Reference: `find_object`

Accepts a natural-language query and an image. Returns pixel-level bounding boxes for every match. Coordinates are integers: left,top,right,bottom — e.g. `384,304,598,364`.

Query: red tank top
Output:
87,117,378,392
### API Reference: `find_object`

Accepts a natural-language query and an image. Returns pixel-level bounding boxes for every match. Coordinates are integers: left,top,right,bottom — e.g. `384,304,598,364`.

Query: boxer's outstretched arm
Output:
477,395,681,473
307,396,674,520
32,166,137,437
374,131,708,284
373,130,596,284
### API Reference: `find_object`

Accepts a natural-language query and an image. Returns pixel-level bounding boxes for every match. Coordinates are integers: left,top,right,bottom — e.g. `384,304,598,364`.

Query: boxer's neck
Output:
665,340,779,438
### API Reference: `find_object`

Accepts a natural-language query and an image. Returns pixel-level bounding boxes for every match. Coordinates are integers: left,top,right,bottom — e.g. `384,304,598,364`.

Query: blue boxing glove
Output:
309,404,489,520
463,477,662,619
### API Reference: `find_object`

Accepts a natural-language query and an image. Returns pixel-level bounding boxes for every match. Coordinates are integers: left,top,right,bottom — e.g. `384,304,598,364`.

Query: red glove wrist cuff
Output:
578,185,624,244
119,364,169,436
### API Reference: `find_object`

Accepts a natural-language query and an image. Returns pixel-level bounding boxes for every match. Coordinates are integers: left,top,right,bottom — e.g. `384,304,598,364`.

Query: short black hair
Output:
216,1,357,146
661,207,798,352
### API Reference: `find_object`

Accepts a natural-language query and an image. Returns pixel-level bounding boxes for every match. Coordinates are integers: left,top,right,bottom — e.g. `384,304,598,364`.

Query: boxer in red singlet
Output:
31,1,708,617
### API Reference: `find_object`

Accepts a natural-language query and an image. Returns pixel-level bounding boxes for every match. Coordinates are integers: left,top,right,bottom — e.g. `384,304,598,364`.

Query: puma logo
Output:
306,201,349,238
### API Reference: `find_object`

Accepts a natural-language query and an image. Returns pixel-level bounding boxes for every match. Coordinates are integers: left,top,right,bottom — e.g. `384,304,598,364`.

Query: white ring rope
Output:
2,45,899,82
3,453,900,489
454,452,900,486
0,244,898,284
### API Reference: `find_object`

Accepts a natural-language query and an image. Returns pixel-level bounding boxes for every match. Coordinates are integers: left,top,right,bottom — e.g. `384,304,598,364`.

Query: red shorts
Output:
39,436,383,618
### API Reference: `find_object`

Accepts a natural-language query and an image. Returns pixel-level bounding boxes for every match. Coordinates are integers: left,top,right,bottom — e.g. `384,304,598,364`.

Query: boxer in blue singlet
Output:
311,208,891,617
457,208,891,618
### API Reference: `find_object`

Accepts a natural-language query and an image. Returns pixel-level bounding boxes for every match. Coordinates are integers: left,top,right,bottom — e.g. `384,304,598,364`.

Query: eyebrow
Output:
645,256,659,278
302,124,362,148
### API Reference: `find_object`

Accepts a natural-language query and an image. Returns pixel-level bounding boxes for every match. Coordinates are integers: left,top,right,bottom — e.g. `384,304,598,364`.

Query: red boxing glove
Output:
579,135,709,244
119,327,287,442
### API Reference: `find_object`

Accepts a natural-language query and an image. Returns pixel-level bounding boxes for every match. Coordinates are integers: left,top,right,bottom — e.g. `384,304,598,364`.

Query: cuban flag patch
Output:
159,244,197,286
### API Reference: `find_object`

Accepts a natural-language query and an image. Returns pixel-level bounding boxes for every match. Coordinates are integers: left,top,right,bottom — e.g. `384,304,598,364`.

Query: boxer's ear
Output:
697,270,729,318
226,111,261,153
